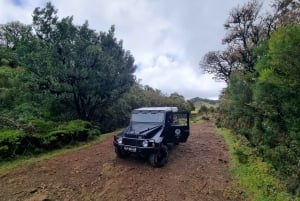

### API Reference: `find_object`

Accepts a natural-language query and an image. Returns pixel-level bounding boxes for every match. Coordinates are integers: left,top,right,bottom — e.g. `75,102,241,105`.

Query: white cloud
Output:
0,0,33,23
0,0,271,100
136,54,226,99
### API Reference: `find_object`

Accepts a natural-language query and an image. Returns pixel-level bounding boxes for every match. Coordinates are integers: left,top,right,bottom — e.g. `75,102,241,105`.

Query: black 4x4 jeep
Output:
113,107,189,167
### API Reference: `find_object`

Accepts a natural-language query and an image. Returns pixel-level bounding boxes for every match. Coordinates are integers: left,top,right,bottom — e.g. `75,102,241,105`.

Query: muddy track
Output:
0,121,244,201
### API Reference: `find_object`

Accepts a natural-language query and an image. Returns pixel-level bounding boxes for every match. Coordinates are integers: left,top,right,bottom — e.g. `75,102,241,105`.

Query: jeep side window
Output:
172,115,179,125
172,113,187,126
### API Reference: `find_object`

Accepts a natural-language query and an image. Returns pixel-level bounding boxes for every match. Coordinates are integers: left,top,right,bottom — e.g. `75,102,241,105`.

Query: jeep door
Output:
170,112,189,143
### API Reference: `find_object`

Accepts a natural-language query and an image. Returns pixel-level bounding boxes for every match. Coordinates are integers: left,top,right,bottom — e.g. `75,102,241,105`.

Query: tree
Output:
32,2,58,42
200,0,263,82
200,47,239,82
254,24,300,143
268,0,300,29
15,3,136,122
252,24,300,190
200,0,300,83
223,0,263,73
199,105,208,116
0,21,32,49
0,21,33,67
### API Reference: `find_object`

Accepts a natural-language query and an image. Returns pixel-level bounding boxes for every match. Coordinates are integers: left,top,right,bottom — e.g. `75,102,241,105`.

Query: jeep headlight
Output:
146,139,155,147
117,137,123,144
142,140,148,147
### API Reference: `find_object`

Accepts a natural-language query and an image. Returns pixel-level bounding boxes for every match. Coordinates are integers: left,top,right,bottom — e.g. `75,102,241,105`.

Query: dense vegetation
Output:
0,2,194,159
200,0,300,196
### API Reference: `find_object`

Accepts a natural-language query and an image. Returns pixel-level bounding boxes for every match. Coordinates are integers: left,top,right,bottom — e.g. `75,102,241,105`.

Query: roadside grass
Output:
193,101,218,109
216,127,299,201
191,115,204,123
0,131,116,171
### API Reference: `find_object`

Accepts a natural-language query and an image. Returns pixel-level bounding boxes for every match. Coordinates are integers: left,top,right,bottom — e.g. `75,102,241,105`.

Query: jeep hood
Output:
124,123,163,139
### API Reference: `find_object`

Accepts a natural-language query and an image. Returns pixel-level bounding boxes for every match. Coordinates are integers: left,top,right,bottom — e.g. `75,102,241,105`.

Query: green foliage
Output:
199,105,208,114
0,58,9,66
23,4,137,122
217,71,255,140
217,128,299,201
42,120,92,149
25,118,56,133
217,24,300,195
0,119,100,158
190,115,204,123
0,66,23,110
0,131,112,171
252,24,300,190
202,1,300,197
0,129,25,158
0,2,136,125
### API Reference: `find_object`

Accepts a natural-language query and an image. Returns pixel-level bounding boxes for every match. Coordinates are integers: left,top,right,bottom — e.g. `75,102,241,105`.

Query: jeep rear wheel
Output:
115,147,130,158
149,145,168,167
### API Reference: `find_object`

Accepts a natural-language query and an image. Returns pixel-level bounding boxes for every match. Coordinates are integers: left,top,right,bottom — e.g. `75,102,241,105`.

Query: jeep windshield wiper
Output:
139,125,162,134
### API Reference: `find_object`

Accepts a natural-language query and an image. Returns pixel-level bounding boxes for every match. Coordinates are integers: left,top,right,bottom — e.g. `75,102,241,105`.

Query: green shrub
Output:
40,120,99,149
234,147,249,164
41,130,62,149
23,118,56,134
63,119,92,132
0,129,25,158
61,120,91,141
217,127,299,201
0,119,101,158
0,58,10,66
87,129,101,139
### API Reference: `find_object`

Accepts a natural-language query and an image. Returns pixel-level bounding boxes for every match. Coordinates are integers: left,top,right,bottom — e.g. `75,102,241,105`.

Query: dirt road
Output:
0,121,244,201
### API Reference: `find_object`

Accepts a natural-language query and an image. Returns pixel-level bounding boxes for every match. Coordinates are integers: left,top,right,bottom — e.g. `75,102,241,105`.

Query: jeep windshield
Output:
131,111,165,123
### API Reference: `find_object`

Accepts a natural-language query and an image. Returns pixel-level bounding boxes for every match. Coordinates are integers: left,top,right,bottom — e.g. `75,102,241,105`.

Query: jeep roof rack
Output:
134,107,178,112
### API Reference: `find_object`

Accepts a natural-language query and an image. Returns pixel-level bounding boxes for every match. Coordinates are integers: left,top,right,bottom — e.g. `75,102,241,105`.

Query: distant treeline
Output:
200,0,300,195
0,2,194,159
189,97,219,105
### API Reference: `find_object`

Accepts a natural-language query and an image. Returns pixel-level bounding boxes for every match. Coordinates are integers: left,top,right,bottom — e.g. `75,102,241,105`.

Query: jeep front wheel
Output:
115,147,130,158
149,145,168,167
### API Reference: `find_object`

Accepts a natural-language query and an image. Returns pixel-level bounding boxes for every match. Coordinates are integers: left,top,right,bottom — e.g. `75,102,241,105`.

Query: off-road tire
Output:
149,145,169,167
137,154,148,160
115,147,130,158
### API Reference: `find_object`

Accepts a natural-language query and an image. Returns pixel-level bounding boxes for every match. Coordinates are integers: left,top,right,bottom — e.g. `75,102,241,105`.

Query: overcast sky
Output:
0,0,272,99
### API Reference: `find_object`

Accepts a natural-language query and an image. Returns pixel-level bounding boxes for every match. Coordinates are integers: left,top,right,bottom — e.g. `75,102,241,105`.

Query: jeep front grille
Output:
122,138,142,146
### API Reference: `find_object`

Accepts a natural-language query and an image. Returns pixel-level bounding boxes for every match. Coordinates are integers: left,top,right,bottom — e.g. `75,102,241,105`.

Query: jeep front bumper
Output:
113,137,160,155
